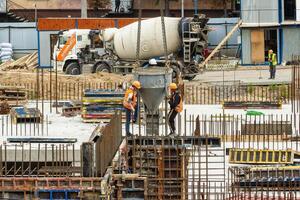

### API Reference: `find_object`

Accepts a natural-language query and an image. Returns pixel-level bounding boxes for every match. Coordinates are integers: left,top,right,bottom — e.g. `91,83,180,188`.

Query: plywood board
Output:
251,29,265,63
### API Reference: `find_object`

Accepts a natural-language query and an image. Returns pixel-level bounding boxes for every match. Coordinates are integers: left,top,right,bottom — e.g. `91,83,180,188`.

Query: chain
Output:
159,0,169,70
135,0,142,68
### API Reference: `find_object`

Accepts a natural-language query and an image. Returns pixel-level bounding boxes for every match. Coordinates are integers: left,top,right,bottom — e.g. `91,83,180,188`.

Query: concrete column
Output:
82,142,94,177
81,0,87,18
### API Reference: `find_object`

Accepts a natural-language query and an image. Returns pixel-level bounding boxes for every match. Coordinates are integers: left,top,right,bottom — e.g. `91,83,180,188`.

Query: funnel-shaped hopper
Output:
134,67,173,112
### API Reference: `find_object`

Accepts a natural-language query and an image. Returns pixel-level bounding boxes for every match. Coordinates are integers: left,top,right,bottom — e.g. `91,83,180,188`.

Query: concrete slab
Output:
193,68,292,84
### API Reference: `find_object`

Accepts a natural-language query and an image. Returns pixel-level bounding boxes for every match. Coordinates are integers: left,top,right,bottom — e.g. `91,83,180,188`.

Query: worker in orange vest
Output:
123,81,141,136
167,83,183,135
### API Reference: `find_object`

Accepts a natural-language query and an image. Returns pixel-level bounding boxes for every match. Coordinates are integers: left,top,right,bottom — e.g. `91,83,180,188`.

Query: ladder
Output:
182,22,201,63
183,41,191,62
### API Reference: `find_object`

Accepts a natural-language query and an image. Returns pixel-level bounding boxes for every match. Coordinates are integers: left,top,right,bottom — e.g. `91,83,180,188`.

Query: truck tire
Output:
95,62,111,73
65,62,80,75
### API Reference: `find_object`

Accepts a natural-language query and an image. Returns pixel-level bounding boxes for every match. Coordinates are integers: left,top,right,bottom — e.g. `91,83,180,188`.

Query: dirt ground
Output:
0,71,133,85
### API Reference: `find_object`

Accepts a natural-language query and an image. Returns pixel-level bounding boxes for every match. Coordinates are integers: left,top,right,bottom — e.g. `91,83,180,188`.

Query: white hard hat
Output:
149,58,157,65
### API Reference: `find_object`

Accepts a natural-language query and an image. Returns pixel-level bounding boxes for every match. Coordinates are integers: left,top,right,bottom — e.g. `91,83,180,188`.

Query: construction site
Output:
1,0,300,199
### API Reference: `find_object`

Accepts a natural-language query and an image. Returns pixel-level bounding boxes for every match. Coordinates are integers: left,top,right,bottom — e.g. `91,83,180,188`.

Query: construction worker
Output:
167,83,183,135
115,0,121,12
149,58,157,66
123,81,141,136
268,49,277,79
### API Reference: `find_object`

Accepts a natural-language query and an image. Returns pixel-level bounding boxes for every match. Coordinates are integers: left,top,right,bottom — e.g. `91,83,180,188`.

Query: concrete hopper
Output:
134,67,173,136
134,67,173,113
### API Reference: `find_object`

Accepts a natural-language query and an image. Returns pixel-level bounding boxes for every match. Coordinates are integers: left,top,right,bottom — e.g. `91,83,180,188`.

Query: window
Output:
242,151,248,162
59,35,69,45
236,151,241,162
77,35,82,42
284,0,296,20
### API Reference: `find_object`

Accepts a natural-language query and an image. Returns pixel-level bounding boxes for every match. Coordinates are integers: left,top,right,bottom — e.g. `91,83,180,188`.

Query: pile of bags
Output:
0,43,13,63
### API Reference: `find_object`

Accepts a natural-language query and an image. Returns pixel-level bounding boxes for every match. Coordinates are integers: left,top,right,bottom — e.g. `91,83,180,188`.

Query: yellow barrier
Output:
229,148,294,164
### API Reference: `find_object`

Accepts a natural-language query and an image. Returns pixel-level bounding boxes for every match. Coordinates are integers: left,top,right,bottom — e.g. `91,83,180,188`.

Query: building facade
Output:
241,0,300,65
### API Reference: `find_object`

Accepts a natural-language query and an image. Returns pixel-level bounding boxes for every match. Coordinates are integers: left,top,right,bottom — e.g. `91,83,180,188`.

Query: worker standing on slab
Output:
167,83,183,135
123,81,141,136
268,49,277,79
115,0,121,12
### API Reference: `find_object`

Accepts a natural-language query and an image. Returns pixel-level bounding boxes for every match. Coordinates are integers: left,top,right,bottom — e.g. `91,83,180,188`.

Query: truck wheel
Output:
95,63,111,73
65,62,80,75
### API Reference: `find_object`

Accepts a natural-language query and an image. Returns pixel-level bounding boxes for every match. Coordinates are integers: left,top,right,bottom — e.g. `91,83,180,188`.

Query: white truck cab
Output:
52,29,99,75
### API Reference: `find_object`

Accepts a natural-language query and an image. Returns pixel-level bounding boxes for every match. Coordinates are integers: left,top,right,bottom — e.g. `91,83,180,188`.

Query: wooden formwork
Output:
222,100,282,109
10,107,42,123
127,138,189,200
0,177,102,199
0,86,27,110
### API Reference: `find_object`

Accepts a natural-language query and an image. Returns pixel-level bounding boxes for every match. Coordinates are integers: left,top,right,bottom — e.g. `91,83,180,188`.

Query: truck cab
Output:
52,29,103,75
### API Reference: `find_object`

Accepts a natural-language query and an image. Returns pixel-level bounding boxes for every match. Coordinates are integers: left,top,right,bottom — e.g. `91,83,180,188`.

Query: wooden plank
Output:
251,29,265,63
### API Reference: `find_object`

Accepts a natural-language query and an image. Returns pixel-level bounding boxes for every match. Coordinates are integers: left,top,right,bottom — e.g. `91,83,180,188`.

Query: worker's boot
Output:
126,132,132,137
168,130,175,136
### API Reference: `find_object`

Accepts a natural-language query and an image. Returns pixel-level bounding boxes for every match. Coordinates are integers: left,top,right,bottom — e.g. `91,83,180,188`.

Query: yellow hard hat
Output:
169,83,178,90
132,81,141,89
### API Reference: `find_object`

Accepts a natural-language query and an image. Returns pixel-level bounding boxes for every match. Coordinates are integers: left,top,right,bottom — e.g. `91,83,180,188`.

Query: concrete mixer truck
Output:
52,15,209,80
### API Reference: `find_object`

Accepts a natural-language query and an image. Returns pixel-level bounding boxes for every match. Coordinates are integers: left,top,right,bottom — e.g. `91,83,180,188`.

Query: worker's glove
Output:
130,105,135,112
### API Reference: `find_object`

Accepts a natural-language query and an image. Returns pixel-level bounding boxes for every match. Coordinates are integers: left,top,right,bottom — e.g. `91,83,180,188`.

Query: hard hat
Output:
149,58,157,65
132,81,141,89
269,49,273,53
169,83,178,90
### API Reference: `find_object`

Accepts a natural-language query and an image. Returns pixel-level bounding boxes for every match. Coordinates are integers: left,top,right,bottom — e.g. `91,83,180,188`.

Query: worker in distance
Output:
268,49,277,79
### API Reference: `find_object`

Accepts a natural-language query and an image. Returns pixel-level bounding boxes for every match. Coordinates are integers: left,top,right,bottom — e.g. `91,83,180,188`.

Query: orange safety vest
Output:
172,92,183,113
123,87,137,110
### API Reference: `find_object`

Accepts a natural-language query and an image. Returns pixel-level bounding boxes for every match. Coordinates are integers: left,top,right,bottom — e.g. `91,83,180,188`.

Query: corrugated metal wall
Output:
207,18,240,47
0,23,37,58
208,18,240,57
241,0,278,24
282,27,300,62
241,29,251,64
39,31,58,68
0,0,6,13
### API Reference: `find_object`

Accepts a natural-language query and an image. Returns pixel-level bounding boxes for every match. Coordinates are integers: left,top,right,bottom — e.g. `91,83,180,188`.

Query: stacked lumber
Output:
0,51,38,71
81,89,125,123
0,86,27,107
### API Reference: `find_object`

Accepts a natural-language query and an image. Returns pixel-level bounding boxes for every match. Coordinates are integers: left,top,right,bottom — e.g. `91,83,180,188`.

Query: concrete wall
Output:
133,0,232,10
12,0,81,9
3,149,81,162
241,29,251,64
282,27,300,62
0,22,37,58
241,0,279,24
